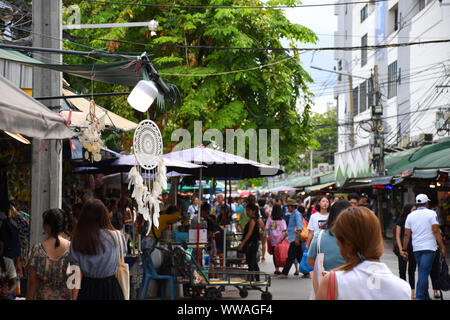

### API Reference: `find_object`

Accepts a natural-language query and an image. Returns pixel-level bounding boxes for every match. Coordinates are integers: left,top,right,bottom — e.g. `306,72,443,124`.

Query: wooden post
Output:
30,0,63,246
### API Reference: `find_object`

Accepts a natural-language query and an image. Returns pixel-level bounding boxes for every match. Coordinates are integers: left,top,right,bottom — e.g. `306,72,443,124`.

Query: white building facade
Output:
334,0,450,155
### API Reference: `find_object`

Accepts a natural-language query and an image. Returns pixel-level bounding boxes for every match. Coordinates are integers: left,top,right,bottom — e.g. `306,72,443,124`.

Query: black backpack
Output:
111,210,123,230
436,255,450,292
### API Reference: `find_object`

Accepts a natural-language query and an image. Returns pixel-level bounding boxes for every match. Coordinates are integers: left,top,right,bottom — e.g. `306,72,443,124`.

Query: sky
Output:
282,0,338,114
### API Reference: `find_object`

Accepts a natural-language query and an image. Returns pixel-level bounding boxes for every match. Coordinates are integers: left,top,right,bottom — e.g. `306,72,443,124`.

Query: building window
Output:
361,34,368,67
360,81,367,113
353,86,359,116
361,4,368,22
338,60,342,82
388,4,399,34
368,77,374,107
388,61,398,99
419,0,426,11
394,6,399,31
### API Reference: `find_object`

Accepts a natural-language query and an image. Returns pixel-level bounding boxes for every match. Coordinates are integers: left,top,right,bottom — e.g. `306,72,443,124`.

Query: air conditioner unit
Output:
418,133,433,144
400,135,410,148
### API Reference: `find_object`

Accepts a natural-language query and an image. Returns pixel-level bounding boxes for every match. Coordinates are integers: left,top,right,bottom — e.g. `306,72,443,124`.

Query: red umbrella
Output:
239,190,253,197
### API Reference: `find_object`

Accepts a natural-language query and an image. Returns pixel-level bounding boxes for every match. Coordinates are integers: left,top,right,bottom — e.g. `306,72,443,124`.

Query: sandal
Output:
294,272,299,276
274,271,281,275
434,292,441,299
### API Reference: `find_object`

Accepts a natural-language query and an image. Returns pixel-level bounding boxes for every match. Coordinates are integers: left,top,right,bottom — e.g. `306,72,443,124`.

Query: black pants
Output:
245,242,260,282
77,275,124,300
282,241,303,276
397,249,416,289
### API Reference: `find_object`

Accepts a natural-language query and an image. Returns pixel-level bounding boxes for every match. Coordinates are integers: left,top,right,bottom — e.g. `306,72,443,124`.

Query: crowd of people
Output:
181,191,447,300
0,188,448,300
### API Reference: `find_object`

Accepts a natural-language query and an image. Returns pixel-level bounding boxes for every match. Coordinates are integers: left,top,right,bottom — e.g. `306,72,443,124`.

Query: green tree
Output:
62,0,317,171
302,108,337,167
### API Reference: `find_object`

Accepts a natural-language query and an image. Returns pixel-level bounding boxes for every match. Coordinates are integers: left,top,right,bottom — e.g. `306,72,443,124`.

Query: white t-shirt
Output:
188,204,199,220
307,212,329,234
335,260,411,300
0,256,17,280
404,207,439,252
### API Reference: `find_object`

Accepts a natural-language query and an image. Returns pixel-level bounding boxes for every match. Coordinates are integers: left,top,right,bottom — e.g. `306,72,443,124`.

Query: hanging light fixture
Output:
127,80,159,113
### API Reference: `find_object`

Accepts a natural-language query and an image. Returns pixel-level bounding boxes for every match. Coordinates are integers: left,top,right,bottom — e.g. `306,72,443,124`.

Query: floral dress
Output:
28,244,71,300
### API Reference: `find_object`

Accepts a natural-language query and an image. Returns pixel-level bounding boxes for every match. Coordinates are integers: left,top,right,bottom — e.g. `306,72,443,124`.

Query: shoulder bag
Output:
114,231,130,300
327,270,336,300
312,230,326,295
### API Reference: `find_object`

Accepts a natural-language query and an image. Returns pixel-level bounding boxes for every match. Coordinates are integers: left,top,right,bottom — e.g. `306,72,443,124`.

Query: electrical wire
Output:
62,29,450,52
79,0,390,10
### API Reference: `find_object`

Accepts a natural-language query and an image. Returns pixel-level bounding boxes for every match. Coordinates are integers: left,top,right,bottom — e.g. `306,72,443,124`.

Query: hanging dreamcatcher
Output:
128,119,167,235
78,99,105,162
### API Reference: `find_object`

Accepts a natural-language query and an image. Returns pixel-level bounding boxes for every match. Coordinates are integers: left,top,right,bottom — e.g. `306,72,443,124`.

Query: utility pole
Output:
372,64,386,236
348,75,355,148
30,0,63,246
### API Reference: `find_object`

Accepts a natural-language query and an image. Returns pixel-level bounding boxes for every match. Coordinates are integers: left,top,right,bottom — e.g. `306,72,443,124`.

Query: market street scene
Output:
0,0,449,303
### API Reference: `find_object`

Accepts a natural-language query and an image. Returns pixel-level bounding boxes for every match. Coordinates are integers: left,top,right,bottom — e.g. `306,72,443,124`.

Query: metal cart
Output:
169,245,272,300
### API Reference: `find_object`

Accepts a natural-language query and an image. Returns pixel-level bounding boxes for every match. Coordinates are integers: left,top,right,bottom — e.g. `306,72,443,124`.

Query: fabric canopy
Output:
61,88,138,132
0,74,75,139
0,48,143,87
269,186,299,192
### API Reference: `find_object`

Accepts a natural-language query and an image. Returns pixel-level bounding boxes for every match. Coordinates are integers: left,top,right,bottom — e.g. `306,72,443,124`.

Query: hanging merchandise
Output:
127,119,167,236
78,99,106,162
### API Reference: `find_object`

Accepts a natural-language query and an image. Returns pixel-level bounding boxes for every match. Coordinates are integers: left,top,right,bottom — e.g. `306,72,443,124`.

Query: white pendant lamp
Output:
127,80,159,113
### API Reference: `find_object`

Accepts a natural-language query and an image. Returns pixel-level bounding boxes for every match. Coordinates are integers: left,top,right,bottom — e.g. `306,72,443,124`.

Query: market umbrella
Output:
239,190,254,197
100,171,191,190
164,145,283,266
73,153,204,174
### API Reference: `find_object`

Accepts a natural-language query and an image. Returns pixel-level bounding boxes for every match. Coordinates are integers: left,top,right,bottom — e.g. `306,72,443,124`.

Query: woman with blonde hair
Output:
316,206,411,300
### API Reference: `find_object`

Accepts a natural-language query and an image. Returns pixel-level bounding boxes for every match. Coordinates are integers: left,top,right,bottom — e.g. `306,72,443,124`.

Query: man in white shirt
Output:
401,194,446,300
188,197,199,221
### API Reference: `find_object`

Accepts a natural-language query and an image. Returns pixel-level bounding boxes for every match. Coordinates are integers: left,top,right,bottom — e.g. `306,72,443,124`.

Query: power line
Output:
79,0,389,10
315,104,449,129
0,42,136,60
64,37,450,52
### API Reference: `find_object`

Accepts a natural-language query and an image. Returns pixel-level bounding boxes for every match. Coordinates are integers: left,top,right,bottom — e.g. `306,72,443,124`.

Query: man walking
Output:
401,194,446,300
279,199,303,278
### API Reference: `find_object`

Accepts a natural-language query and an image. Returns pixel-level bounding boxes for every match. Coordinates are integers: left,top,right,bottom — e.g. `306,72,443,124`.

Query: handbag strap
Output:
114,230,124,262
317,230,325,255
327,270,336,300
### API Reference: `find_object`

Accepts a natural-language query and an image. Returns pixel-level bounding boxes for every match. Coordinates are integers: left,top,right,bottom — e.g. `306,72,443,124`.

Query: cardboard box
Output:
189,229,207,243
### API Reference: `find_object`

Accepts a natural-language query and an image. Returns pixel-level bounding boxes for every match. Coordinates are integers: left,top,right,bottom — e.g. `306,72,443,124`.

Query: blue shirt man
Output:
279,199,304,277
286,208,303,243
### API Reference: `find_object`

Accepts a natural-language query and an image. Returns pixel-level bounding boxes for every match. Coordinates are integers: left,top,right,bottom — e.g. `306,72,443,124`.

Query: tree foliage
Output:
308,108,338,166
62,0,318,172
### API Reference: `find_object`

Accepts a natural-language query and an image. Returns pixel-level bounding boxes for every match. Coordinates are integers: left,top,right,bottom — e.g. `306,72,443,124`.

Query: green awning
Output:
370,176,394,186
319,172,335,184
340,177,372,190
410,169,439,179
386,140,450,175
305,182,335,193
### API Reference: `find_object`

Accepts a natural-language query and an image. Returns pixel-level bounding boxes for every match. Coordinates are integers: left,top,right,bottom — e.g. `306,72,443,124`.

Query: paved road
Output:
217,240,450,300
